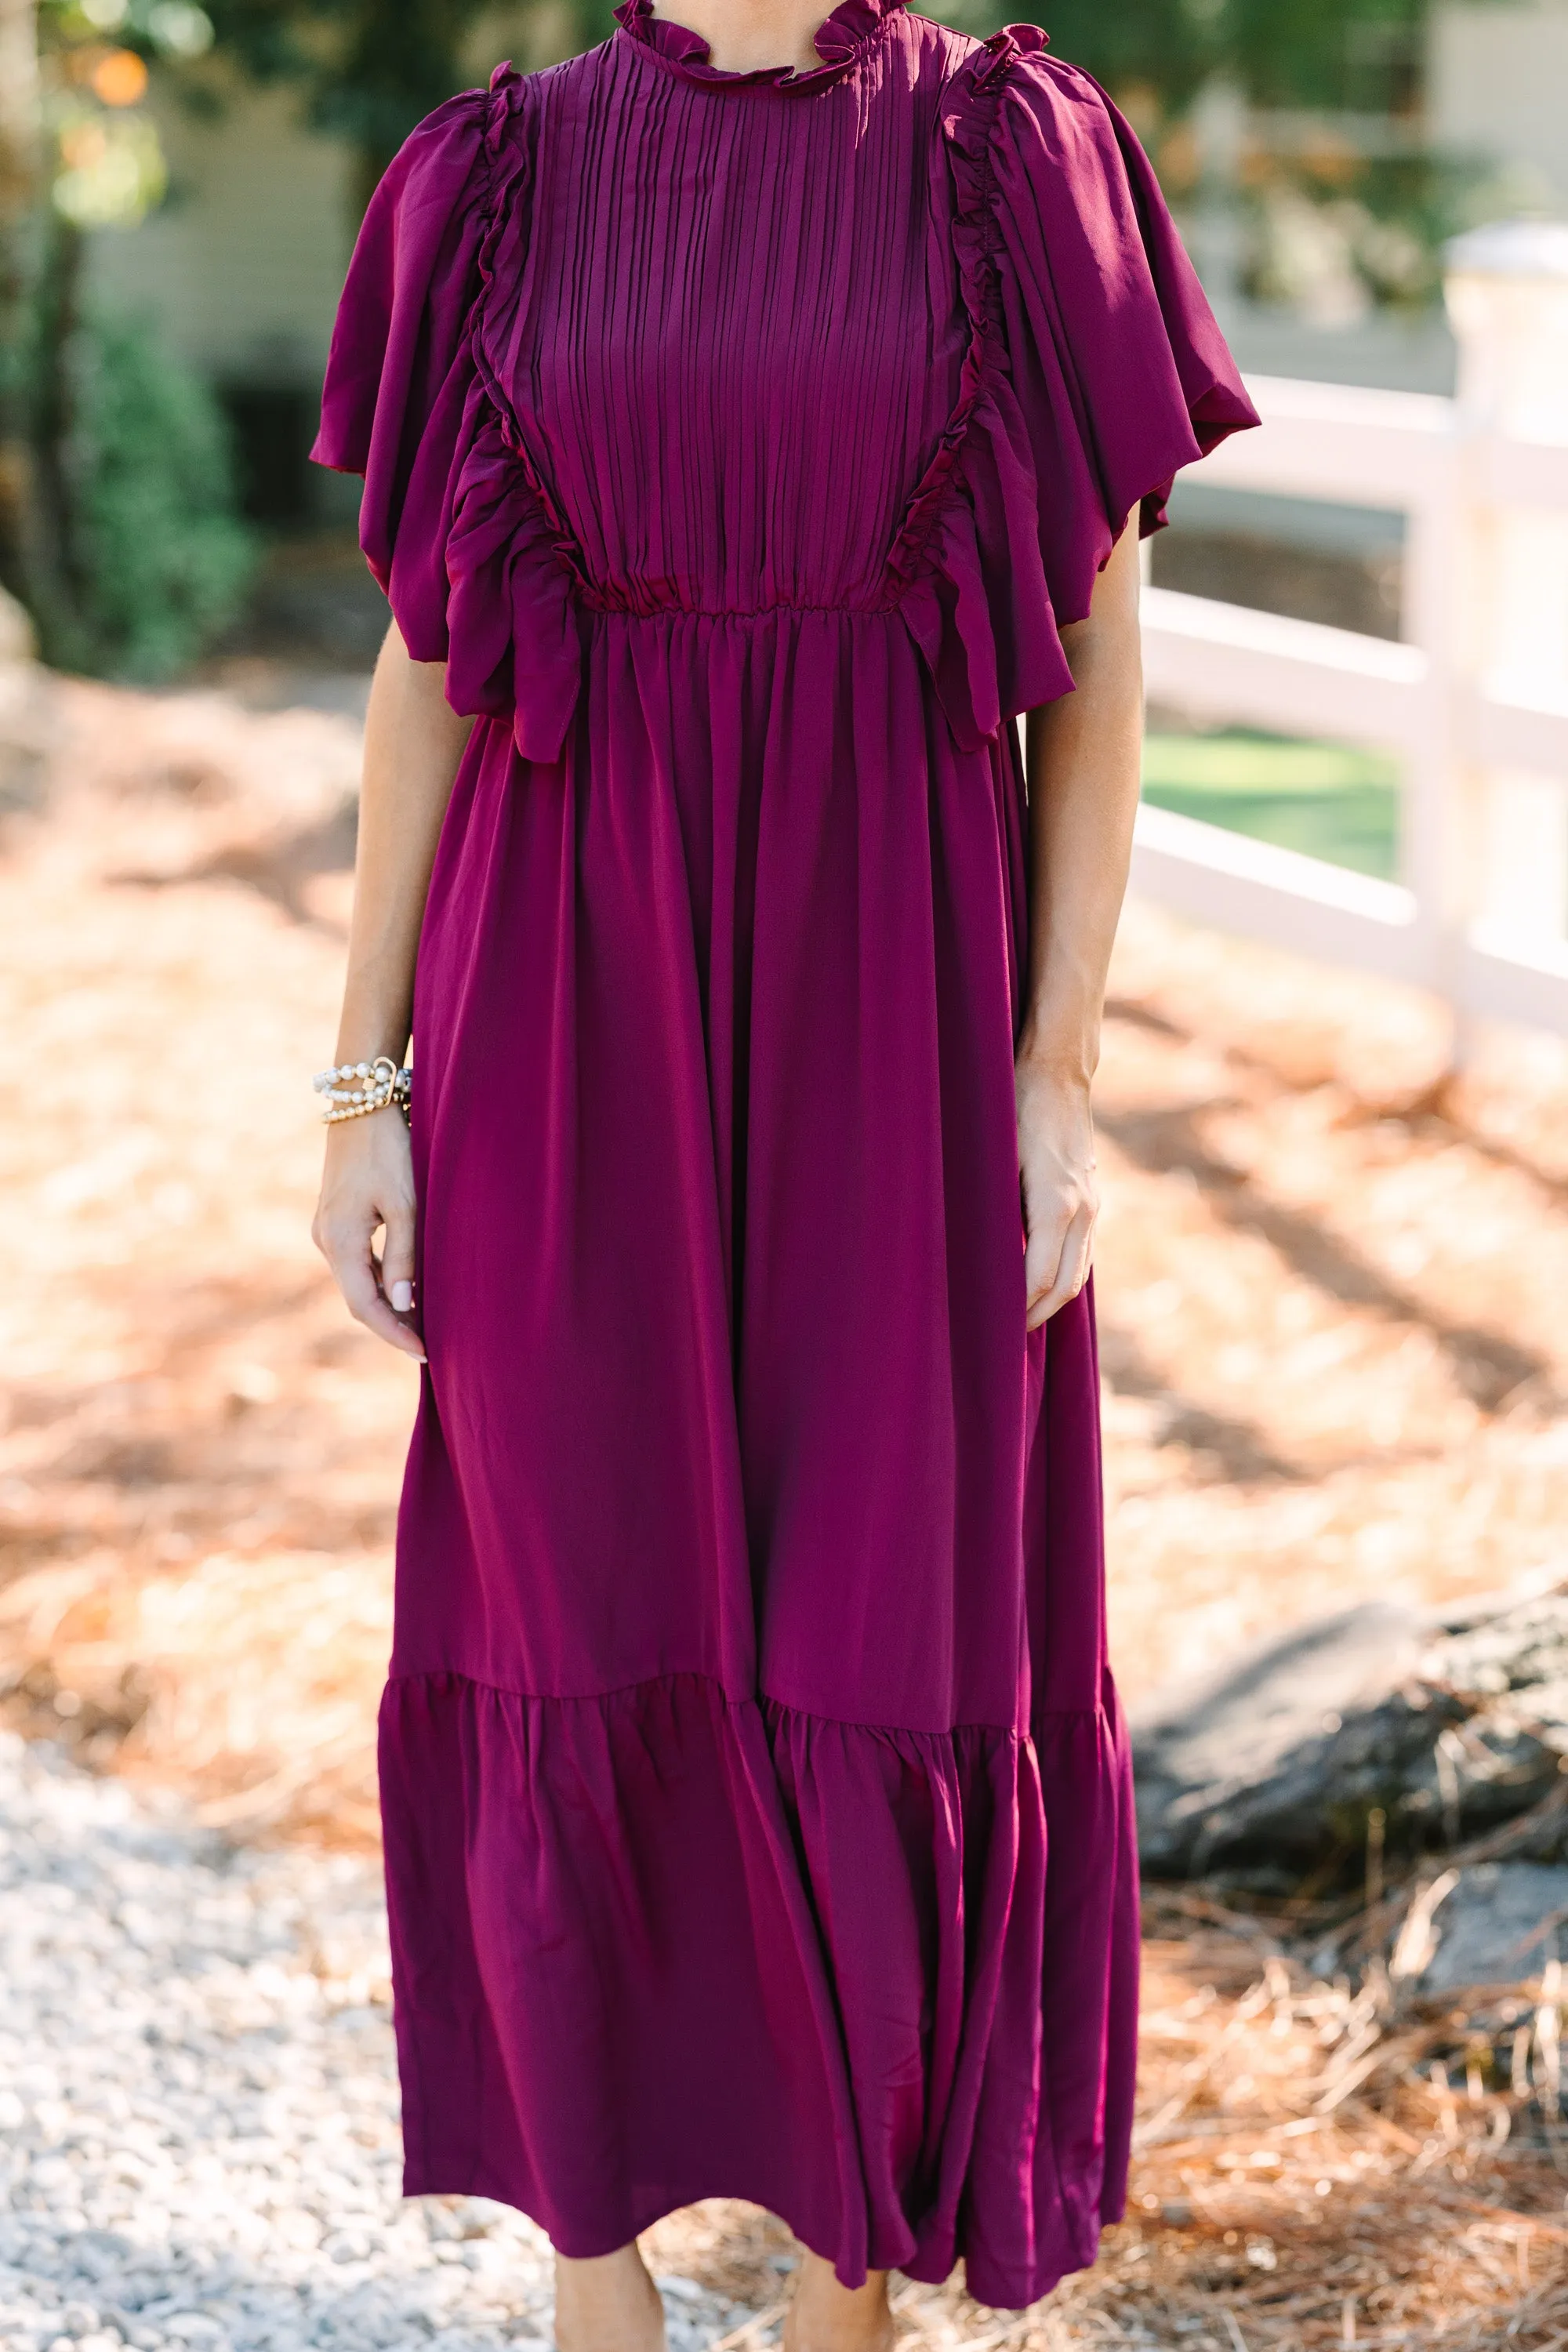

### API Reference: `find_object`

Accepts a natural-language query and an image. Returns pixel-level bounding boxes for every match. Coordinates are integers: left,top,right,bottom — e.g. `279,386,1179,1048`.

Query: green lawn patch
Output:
1142,728,1401,882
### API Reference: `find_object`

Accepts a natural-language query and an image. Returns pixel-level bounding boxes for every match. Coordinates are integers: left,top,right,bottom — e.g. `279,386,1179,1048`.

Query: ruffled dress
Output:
313,0,1255,2307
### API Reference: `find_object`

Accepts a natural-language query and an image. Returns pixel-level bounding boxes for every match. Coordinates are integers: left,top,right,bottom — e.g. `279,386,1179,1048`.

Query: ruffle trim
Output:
891,24,1072,752
612,0,906,89
892,26,1261,753
444,379,584,763
377,1664,1138,2309
440,65,586,764
883,27,1024,599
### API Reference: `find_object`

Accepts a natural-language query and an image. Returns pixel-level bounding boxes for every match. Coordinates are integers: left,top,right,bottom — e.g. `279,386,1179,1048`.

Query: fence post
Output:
1443,225,1568,1029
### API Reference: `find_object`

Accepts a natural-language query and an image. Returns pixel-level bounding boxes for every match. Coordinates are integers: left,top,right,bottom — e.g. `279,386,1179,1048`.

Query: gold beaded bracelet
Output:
312,1056,413,1125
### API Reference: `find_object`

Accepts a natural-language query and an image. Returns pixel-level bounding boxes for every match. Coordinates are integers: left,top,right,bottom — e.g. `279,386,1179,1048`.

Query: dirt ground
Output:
6,661,1568,2349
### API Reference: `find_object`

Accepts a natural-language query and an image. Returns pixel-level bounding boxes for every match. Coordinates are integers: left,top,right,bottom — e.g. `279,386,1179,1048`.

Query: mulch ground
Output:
5,661,1568,2347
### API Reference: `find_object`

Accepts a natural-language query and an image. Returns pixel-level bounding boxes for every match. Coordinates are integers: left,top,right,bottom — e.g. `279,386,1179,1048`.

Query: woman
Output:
310,0,1256,2343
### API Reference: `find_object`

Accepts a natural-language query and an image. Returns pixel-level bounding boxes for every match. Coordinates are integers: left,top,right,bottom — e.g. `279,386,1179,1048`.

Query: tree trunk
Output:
0,0,43,619
27,208,87,667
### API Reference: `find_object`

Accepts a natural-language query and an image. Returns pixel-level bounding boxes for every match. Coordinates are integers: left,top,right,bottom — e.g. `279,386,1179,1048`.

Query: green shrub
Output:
48,307,255,683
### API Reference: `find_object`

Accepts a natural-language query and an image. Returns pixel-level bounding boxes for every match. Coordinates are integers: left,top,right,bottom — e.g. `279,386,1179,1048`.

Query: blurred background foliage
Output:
0,0,253,679
939,0,1423,110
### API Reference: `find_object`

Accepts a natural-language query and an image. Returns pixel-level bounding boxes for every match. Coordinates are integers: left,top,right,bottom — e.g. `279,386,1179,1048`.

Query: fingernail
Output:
390,1280,413,1313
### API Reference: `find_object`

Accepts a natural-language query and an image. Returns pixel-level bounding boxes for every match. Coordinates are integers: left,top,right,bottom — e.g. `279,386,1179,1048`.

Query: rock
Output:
1426,1591,1568,1749
0,654,53,815
1417,1863,1568,1991
1132,1589,1568,1881
1134,1602,1433,1875
0,584,35,666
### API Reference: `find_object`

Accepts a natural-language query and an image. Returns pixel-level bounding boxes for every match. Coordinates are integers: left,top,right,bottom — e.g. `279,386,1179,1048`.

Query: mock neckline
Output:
612,0,905,89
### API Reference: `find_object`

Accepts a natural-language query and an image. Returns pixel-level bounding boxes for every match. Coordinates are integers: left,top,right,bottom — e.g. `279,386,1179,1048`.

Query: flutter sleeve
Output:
988,38,1259,624
310,89,492,663
908,30,1257,750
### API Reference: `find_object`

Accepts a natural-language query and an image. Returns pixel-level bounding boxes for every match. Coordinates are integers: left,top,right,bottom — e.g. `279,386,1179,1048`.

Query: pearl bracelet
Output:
312,1056,412,1125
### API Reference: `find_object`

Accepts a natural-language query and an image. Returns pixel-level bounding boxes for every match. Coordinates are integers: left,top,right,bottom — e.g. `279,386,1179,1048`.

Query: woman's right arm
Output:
311,620,474,1361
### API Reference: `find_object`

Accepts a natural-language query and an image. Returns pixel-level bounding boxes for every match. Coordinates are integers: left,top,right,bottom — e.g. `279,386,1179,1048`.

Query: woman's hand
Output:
309,626,471,1366
1015,1057,1098,1331
1014,527,1141,1333
311,1109,426,1362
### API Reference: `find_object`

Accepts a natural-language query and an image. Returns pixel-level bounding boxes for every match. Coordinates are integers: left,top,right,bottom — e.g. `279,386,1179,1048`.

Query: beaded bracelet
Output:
312,1057,413,1125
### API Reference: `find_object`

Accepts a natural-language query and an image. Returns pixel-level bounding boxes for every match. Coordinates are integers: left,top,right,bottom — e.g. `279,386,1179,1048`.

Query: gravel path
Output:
0,1734,750,2352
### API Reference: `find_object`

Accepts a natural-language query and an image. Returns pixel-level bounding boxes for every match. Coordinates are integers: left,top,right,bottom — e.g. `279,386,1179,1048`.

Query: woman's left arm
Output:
1016,520,1144,1331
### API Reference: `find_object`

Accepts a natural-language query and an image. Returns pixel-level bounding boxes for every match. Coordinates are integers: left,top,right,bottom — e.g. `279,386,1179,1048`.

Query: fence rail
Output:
1131,224,1568,1048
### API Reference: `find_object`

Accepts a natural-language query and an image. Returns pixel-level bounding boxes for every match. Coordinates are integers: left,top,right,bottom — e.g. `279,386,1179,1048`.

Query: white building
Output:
1428,0,1568,214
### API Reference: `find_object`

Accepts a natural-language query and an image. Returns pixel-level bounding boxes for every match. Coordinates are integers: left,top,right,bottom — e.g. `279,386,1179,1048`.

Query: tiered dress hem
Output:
380,1659,1135,2309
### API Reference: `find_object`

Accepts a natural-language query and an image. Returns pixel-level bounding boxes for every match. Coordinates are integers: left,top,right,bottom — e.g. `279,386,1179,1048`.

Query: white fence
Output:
1132,221,1568,1048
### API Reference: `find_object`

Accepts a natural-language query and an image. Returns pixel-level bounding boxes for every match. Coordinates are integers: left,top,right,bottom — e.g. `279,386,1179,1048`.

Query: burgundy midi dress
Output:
313,0,1255,2307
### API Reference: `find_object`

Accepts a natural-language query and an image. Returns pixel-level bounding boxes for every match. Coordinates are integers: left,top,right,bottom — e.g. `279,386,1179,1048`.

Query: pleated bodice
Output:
492,6,966,619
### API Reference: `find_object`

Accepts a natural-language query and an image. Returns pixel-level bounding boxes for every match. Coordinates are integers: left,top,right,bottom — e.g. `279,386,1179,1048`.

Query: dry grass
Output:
0,666,408,1841
6,662,1568,2343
